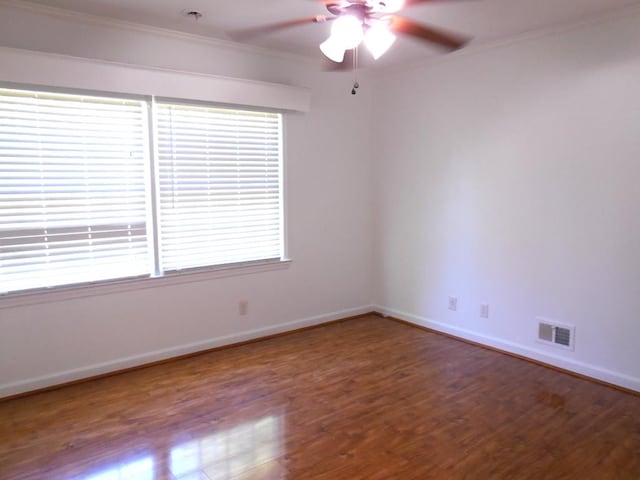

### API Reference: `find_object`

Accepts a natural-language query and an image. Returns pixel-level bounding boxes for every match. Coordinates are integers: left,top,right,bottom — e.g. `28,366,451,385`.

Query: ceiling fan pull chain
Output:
352,47,360,95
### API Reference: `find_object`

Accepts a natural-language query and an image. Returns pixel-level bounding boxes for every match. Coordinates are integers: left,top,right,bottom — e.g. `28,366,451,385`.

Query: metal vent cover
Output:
554,327,572,347
537,318,575,351
538,323,554,342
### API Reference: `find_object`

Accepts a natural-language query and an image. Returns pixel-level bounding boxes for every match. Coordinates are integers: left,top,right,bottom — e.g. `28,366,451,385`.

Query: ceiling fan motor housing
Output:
327,2,373,20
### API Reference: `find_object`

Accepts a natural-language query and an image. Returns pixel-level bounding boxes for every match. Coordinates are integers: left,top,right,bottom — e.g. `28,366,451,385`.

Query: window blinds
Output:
0,88,149,293
155,103,282,272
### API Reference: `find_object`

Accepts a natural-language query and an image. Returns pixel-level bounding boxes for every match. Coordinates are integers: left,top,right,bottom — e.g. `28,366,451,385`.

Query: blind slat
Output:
0,87,150,293
156,103,282,272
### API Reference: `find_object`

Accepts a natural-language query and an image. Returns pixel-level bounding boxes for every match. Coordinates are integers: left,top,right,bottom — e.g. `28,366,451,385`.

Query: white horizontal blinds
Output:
156,103,282,271
0,88,150,293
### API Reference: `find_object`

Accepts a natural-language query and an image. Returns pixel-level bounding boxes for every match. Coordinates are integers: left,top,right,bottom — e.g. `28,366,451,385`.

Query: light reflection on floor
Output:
171,415,284,480
81,456,155,480
74,414,284,480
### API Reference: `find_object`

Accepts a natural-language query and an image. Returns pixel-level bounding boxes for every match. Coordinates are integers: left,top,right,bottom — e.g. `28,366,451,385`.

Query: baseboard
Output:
373,305,640,394
6,304,637,400
0,305,375,399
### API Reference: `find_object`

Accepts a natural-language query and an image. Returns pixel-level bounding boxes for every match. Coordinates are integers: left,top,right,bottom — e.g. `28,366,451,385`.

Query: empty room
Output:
0,0,639,478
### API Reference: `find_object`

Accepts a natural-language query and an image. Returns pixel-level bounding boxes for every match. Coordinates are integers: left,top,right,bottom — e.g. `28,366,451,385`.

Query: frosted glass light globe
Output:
331,15,364,50
364,24,396,60
320,36,346,62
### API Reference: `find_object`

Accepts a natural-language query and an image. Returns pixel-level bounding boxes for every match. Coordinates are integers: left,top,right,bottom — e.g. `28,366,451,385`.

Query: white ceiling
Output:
19,0,640,67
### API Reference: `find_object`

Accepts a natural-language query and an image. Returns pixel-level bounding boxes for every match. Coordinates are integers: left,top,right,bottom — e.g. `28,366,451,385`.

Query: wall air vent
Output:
537,318,575,351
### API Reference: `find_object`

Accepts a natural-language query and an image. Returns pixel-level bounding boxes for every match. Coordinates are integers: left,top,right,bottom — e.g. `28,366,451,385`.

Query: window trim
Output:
0,47,311,113
0,83,290,303
0,258,292,310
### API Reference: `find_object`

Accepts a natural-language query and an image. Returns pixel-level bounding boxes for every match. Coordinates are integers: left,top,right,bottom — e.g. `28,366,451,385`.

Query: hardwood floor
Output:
1,315,638,479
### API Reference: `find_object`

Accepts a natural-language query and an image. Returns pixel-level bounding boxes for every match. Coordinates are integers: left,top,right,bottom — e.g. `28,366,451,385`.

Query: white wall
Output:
372,9,640,390
0,3,375,396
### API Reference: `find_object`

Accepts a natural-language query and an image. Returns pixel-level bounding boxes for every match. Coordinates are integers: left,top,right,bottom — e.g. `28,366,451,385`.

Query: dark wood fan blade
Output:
390,16,470,51
229,15,330,40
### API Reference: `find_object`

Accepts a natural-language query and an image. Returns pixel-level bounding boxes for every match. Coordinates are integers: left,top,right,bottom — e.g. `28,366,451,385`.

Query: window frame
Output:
152,97,285,274
0,83,290,305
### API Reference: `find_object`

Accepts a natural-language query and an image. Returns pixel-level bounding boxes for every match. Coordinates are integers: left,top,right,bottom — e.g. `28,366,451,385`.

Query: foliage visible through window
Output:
0,87,283,294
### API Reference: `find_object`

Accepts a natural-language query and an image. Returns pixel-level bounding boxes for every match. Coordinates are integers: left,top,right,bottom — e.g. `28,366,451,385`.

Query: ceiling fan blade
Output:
390,17,470,51
229,15,330,40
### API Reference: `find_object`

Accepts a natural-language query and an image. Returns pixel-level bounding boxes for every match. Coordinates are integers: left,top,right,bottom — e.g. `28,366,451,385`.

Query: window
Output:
0,87,284,295
156,103,282,272
0,89,150,293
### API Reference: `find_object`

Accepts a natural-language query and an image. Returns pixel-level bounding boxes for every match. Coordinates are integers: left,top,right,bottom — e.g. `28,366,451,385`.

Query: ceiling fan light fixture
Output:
320,36,346,63
331,15,364,50
364,24,396,60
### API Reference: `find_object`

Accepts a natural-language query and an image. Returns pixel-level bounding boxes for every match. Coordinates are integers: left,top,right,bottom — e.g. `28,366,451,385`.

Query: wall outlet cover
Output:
448,296,458,311
239,300,249,316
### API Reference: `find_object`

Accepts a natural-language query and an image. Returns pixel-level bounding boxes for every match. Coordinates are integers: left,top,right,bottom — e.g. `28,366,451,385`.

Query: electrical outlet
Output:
480,304,489,318
239,300,248,316
448,296,458,311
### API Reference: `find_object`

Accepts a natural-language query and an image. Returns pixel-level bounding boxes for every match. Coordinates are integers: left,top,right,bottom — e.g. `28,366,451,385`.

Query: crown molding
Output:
0,0,323,67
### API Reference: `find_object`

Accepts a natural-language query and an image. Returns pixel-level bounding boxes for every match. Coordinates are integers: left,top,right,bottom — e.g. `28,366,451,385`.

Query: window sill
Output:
0,258,292,310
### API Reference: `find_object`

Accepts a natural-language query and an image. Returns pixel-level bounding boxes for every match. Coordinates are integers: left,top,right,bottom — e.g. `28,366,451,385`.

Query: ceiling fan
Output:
230,0,472,66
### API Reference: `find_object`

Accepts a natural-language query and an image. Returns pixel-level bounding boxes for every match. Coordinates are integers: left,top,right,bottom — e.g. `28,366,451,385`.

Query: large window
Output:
0,87,283,295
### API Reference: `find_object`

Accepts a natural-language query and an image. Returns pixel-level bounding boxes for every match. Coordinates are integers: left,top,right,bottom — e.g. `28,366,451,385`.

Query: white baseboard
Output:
374,305,640,393
0,305,374,398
